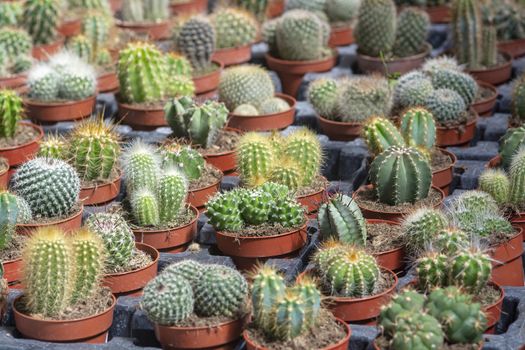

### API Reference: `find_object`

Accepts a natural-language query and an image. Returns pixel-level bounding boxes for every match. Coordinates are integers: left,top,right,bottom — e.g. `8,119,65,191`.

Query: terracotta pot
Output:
357,44,431,75
425,4,451,23
116,20,171,41
432,148,456,196
509,212,525,241
0,158,7,190
3,258,22,284
193,61,223,95
188,169,223,209
227,93,296,131
32,37,64,60
328,25,354,47
265,53,337,98
109,0,122,12
212,44,252,67
201,128,241,174
14,294,116,343
133,206,199,252
498,38,525,59
117,101,166,130
155,313,248,350
58,19,81,37
296,181,327,215
353,185,445,223
170,0,208,15
489,228,524,286
0,74,26,90
486,155,501,169
484,282,504,334
244,317,351,350
318,116,362,141
436,114,478,147
79,173,122,206
467,52,513,86
215,223,307,271
266,0,284,18
97,71,119,93
17,206,84,235
472,82,498,117
0,122,43,167
102,242,159,296
24,95,96,123
366,219,405,272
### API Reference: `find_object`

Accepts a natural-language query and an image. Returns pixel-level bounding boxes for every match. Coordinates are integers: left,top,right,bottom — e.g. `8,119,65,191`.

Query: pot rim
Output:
189,164,223,193
80,169,122,191
475,81,498,104
103,242,159,278
432,148,457,174
155,312,249,332
318,115,362,127
490,226,523,250
193,60,224,79
131,205,199,234
357,43,431,63
365,218,405,256
228,93,296,119
486,281,505,310
216,221,308,241
436,110,478,131
201,127,242,158
215,43,254,53
117,100,164,112
0,72,27,82
0,121,44,152
115,19,170,28
23,94,96,107
16,205,84,229
265,51,338,67
467,51,513,74
0,157,8,173
296,177,328,200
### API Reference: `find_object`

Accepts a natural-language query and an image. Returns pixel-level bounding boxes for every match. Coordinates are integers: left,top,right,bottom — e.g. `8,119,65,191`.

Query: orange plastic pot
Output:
155,313,248,350
117,101,166,130
296,180,327,214
3,257,22,284
188,169,223,209
472,82,498,117
367,219,405,272
328,26,354,47
24,95,96,123
227,93,296,131
432,148,456,196
170,0,208,15
212,44,252,67
0,73,26,89
498,38,525,58
318,116,362,141
193,61,223,95
109,0,122,12
484,282,504,334
32,37,64,60
102,242,159,297
201,128,241,174
79,173,122,206
97,71,119,93
425,4,451,23
133,206,199,253
357,44,431,75
266,0,284,18
509,211,525,241
58,19,81,37
14,294,116,343
436,114,477,147
116,20,171,40
489,228,524,286
265,53,337,98
467,52,513,86
17,206,84,235
0,122,43,167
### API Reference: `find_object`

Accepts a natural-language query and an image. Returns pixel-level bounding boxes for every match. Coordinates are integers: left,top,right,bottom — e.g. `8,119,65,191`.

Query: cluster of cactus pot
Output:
0,27,33,77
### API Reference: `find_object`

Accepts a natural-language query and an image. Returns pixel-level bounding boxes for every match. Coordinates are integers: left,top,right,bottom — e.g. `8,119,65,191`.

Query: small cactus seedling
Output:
449,248,492,294
415,251,448,291
205,190,244,231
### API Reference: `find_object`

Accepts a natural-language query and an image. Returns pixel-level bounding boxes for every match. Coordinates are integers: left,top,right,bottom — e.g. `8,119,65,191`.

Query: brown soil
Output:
130,206,196,231
193,62,220,78
375,335,481,350
245,310,347,350
189,163,222,191
173,305,250,328
220,221,306,237
0,124,40,149
121,98,167,110
485,227,519,247
475,283,502,308
366,222,404,253
0,234,27,262
105,247,153,274
81,168,120,188
354,187,443,214
0,158,7,173
475,85,496,103
431,149,453,173
24,202,82,224
198,129,240,155
296,176,329,197
437,109,476,129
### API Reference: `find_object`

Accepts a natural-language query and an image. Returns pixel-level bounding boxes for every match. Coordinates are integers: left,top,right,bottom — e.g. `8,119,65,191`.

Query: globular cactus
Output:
426,286,487,344
193,265,248,317
0,89,23,138
262,18,280,55
432,228,469,255
317,193,367,245
307,78,338,118
166,75,195,98
0,2,23,27
363,116,405,156
369,146,432,205
416,252,448,291
162,260,206,286
142,272,194,325
205,190,244,231
452,0,483,69
165,97,228,148
400,107,437,150
165,53,193,77
512,74,525,123
259,97,290,114
286,0,326,12
379,289,427,336
0,27,32,60
22,0,60,45
234,104,259,115
401,207,448,256
422,56,461,74
212,8,258,49
236,0,269,22
325,0,362,23
268,196,305,227
393,7,430,58
273,289,317,340
27,64,60,101
156,167,188,224
424,88,467,124
68,35,93,62
499,126,525,169
131,188,160,227
176,16,216,73
218,65,275,111
11,157,80,218
239,188,273,225
59,65,97,101
508,148,525,208
251,265,286,328
160,143,204,180
389,312,445,350
281,128,322,186
81,12,111,56
259,181,290,199
38,134,67,159
69,118,120,181
393,71,434,109
430,69,478,107
85,212,135,269
355,0,396,57
121,140,160,194
479,169,510,206
10,54,33,75
236,132,275,184
450,190,500,216
117,42,167,104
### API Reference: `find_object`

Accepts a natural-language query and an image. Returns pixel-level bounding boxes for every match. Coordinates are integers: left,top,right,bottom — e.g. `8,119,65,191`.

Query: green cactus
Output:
479,169,510,206
162,260,206,286
160,143,204,181
239,188,273,225
70,0,111,13
156,167,188,225
122,140,160,194
234,104,259,115
165,75,195,98
416,252,448,291
68,35,93,62
0,192,21,250
452,0,483,69
262,18,279,55
422,56,461,74
121,0,144,22
508,148,525,208
59,66,97,101
0,27,32,60
393,7,430,57
0,89,23,139
286,0,326,12
433,228,469,254
38,134,67,159
449,249,492,294
143,0,169,21
236,0,269,21
389,312,445,350
430,69,478,107
131,188,160,227
379,289,427,337
176,16,216,73
268,196,305,227
424,88,467,124
400,108,437,150
165,53,193,77
363,116,405,157
251,265,286,327
307,78,338,118
27,64,59,101
236,132,275,185
0,2,23,27
499,126,525,169
259,97,290,114
401,207,449,255
85,212,135,269
272,289,316,340
355,0,397,57
451,190,500,216
219,65,275,111
205,190,244,231
481,20,498,67
212,8,258,49
369,146,432,205
512,74,525,123
393,71,434,110
81,12,111,56
22,0,60,45
259,181,290,199
194,265,248,317
325,0,361,23
282,128,322,186
268,160,304,190
317,193,367,245
142,272,194,325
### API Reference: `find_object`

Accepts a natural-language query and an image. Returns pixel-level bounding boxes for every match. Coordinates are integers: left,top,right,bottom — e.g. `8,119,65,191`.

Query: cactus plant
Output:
479,169,510,206
236,132,275,184
70,0,111,13
499,126,525,169
393,7,430,58
165,53,193,76
267,159,302,190
22,0,60,45
205,190,244,231
402,207,449,256
452,0,484,69
325,0,362,23
508,148,525,208
286,0,326,12
512,74,525,123
156,167,188,224
160,143,204,180
416,252,448,291
211,8,258,49
0,192,27,249
424,88,467,125
121,140,160,194
0,89,23,139
0,2,23,27
307,78,338,118
433,228,469,254
239,188,273,225
251,265,286,327
27,64,60,101
481,19,498,67
38,134,67,159
363,116,405,156
0,27,32,60
355,0,396,57
81,12,111,57
281,128,322,186
234,104,259,115
268,195,305,227
379,289,427,336
59,65,97,101
393,71,434,109
389,312,446,349
175,16,216,73
131,188,160,227
422,56,461,73
121,0,169,22
162,260,206,286
400,107,437,150
430,69,478,107
259,97,290,114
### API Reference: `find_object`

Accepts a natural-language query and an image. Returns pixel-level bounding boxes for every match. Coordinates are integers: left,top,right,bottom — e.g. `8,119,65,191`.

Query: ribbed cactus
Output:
393,71,434,109
142,272,194,325
59,65,97,101
156,167,188,224
68,35,93,62
11,158,80,218
162,260,206,286
194,265,248,317
239,188,273,225
451,190,500,215
430,69,478,107
416,252,448,291
121,140,160,194
286,0,326,11
400,108,437,150
268,196,305,227
121,0,169,22
236,0,269,21
165,97,228,148
0,89,23,139
273,289,315,340
85,212,135,269
449,248,492,294
317,193,367,245
402,207,448,255
236,132,274,184
0,27,32,60
176,16,216,73
481,20,498,67
160,143,204,181
479,169,510,206
205,190,244,231
38,134,67,159
499,126,525,169
369,146,432,205
212,8,258,49
22,0,60,45
166,75,195,98
81,12,111,57
363,116,405,156
251,265,286,327
70,0,111,13
282,128,322,186
0,2,23,27
325,0,361,22
355,0,396,57
131,189,160,227
433,228,469,254
379,289,427,336
508,148,525,208
393,7,430,57
452,0,483,69
165,53,193,76
513,75,525,123
307,78,338,118
388,313,445,350
424,88,467,124
121,0,143,22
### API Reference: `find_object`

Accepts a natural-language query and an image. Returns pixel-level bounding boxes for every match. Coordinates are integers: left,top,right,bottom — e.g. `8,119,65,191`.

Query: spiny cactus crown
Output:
159,142,205,181
401,207,449,257
211,8,258,49
22,0,60,45
37,134,67,159
362,116,405,157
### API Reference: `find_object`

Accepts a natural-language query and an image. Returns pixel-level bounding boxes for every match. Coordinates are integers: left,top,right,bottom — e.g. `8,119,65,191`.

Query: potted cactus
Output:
353,146,445,222
116,43,195,129
263,9,337,98
309,75,393,141
488,0,525,58
243,265,351,349
394,0,452,24
453,0,513,85
0,158,7,188
0,27,33,90
22,0,64,60
219,65,295,131
206,184,307,270
121,140,198,252
164,96,239,173
13,227,116,343
116,0,171,40
58,0,110,38
0,89,43,170
355,0,431,75
87,212,159,296
143,261,249,349
235,129,327,214
170,0,208,15
210,8,258,66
